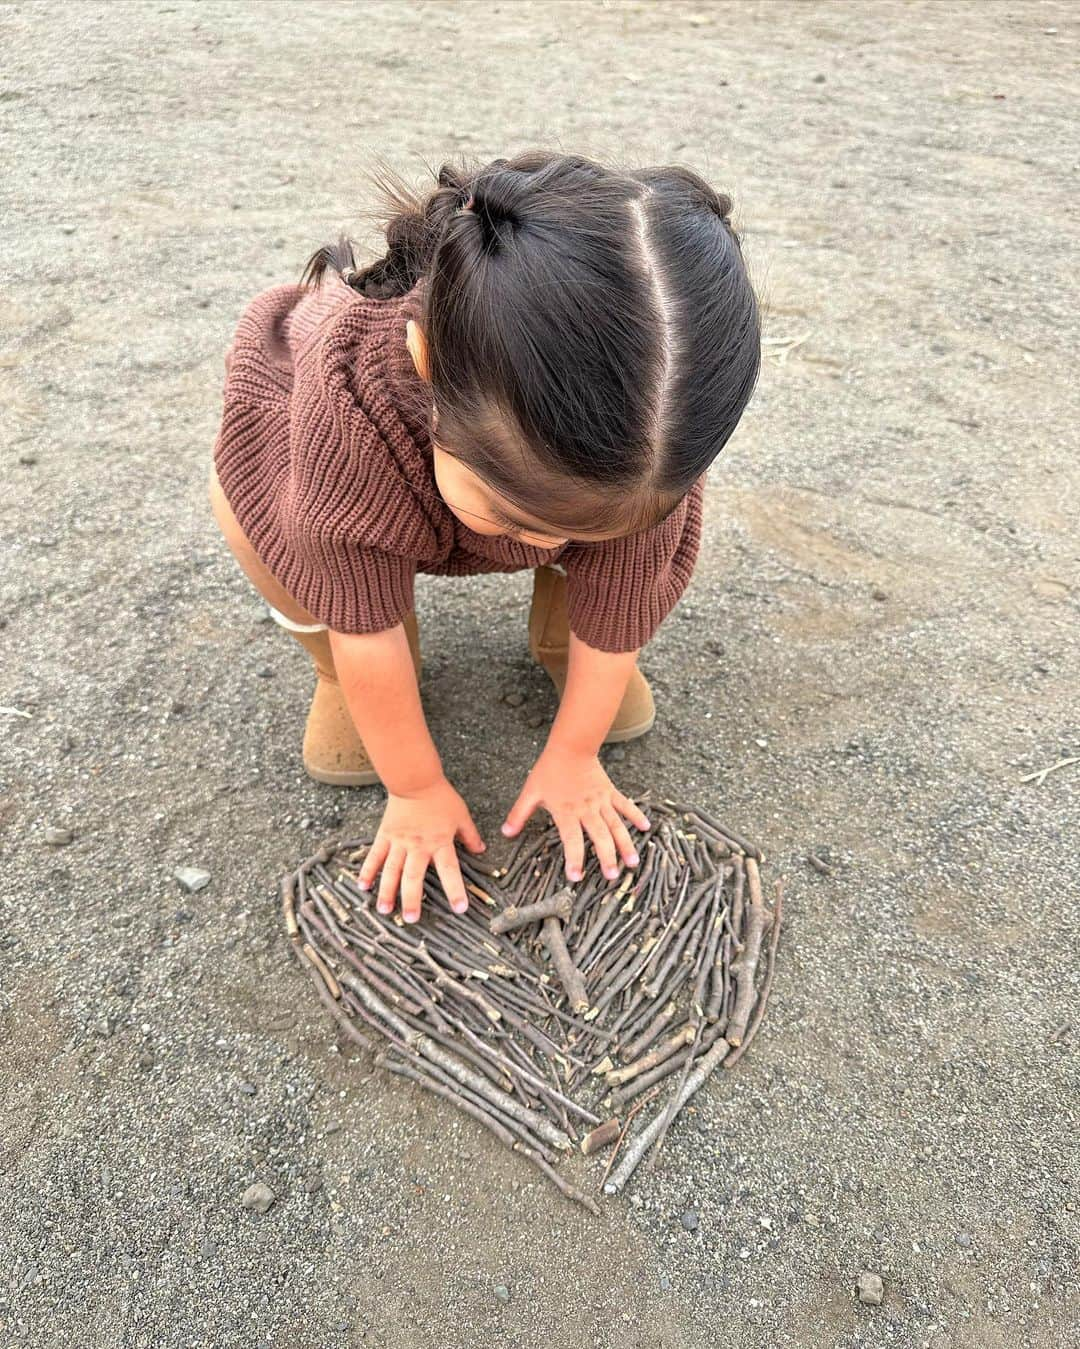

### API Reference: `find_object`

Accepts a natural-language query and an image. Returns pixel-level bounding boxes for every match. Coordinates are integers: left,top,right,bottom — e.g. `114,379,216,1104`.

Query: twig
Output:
603,1035,730,1195
490,888,573,935
1019,756,1080,786
725,881,783,1068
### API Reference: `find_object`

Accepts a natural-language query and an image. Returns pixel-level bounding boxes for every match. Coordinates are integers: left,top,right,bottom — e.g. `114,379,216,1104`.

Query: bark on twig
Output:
540,916,590,1013
603,1035,731,1195
490,888,573,935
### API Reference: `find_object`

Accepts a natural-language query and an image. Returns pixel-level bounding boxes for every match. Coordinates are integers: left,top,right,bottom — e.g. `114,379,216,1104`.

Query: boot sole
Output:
303,761,381,788
534,658,655,744
603,712,656,744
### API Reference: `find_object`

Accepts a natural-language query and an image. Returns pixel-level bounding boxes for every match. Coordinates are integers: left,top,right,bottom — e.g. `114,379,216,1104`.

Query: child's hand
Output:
357,777,486,923
501,746,650,884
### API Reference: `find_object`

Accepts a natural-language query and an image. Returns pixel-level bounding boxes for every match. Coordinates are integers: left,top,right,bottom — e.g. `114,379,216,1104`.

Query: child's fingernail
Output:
477,843,487,853
567,867,582,882
604,867,619,880
641,818,651,830
404,912,419,924
627,852,639,866
376,903,391,915
500,823,513,837
451,900,468,915
358,879,371,892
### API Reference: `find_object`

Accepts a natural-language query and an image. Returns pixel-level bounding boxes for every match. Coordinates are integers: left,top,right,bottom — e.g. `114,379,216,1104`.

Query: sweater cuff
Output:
565,574,682,653
289,544,416,635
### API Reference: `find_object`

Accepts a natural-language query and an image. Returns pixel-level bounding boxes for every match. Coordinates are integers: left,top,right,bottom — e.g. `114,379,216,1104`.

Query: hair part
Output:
302,149,761,535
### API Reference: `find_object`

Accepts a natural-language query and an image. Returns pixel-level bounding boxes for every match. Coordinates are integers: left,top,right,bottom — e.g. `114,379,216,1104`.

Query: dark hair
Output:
303,149,760,534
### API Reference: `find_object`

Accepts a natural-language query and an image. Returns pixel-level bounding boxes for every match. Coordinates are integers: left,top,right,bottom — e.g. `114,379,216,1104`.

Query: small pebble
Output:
18,453,38,466
857,1271,884,1305
137,1050,154,1070
493,1283,510,1303
503,691,525,708
256,666,274,678
303,1175,323,1194
659,1274,672,1291
956,1232,973,1249
174,866,211,894
607,745,626,762
60,223,77,235
238,1081,257,1096
44,826,74,846
199,1237,217,1260
813,73,827,83
240,1182,276,1214
681,1209,699,1232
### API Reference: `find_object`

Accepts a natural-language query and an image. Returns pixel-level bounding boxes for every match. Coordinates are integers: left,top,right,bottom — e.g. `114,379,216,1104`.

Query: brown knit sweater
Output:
212,276,704,653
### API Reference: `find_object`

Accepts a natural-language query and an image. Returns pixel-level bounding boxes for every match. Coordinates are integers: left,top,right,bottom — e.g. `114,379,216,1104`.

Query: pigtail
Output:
301,156,480,299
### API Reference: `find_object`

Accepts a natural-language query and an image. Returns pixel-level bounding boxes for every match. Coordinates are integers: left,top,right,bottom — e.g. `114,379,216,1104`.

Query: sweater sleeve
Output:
212,285,430,636
559,477,704,653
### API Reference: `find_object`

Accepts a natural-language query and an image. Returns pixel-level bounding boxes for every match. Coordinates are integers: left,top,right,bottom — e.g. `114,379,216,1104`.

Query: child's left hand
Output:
501,746,651,884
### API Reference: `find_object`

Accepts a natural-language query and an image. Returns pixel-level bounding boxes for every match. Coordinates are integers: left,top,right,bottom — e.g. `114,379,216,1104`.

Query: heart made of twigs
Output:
282,799,782,1212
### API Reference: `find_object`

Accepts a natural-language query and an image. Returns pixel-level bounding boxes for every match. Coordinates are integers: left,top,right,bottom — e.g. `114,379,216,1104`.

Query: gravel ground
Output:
2,2,1078,1345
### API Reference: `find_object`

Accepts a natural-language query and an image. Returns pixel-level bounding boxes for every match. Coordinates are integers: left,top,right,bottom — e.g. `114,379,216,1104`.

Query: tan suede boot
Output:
527,566,655,742
275,612,422,786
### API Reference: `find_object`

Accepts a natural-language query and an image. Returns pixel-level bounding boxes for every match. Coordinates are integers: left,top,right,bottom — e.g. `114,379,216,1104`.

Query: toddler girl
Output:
209,150,760,925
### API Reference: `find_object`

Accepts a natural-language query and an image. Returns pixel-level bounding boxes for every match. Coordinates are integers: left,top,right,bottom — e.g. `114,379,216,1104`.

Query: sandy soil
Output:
1,1,1077,1345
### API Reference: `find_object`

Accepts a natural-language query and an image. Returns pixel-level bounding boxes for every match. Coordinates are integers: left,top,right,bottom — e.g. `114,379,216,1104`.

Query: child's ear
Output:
405,320,431,382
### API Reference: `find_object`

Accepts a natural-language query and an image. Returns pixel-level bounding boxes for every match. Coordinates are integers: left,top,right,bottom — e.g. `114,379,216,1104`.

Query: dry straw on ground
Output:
283,799,782,1211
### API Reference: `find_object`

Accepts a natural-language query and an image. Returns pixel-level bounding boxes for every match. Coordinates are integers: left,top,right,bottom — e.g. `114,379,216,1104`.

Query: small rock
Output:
681,1209,699,1232
175,909,192,924
493,1284,510,1304
956,1232,973,1249
238,1081,257,1096
607,745,626,762
503,691,525,708
857,1271,884,1305
300,816,313,829
659,1274,672,1291
303,1175,323,1194
813,73,827,83
199,1237,217,1260
60,223,77,235
256,666,274,678
137,1050,154,1070
871,588,888,602
174,867,211,894
240,1182,276,1214
18,453,38,466
44,826,74,846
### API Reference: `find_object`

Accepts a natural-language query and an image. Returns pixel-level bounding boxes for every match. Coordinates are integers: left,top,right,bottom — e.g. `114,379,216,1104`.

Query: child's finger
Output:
602,803,639,867
399,850,428,924
358,834,390,890
434,845,469,916
583,811,620,881
501,790,538,839
376,843,406,916
613,792,651,833
456,814,487,855
555,814,586,883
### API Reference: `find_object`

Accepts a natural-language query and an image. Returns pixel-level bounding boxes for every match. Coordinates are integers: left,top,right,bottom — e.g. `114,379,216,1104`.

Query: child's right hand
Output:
356,777,486,924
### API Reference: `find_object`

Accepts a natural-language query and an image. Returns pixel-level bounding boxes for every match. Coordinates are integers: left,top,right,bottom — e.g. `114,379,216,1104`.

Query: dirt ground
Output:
2,1,1077,1345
